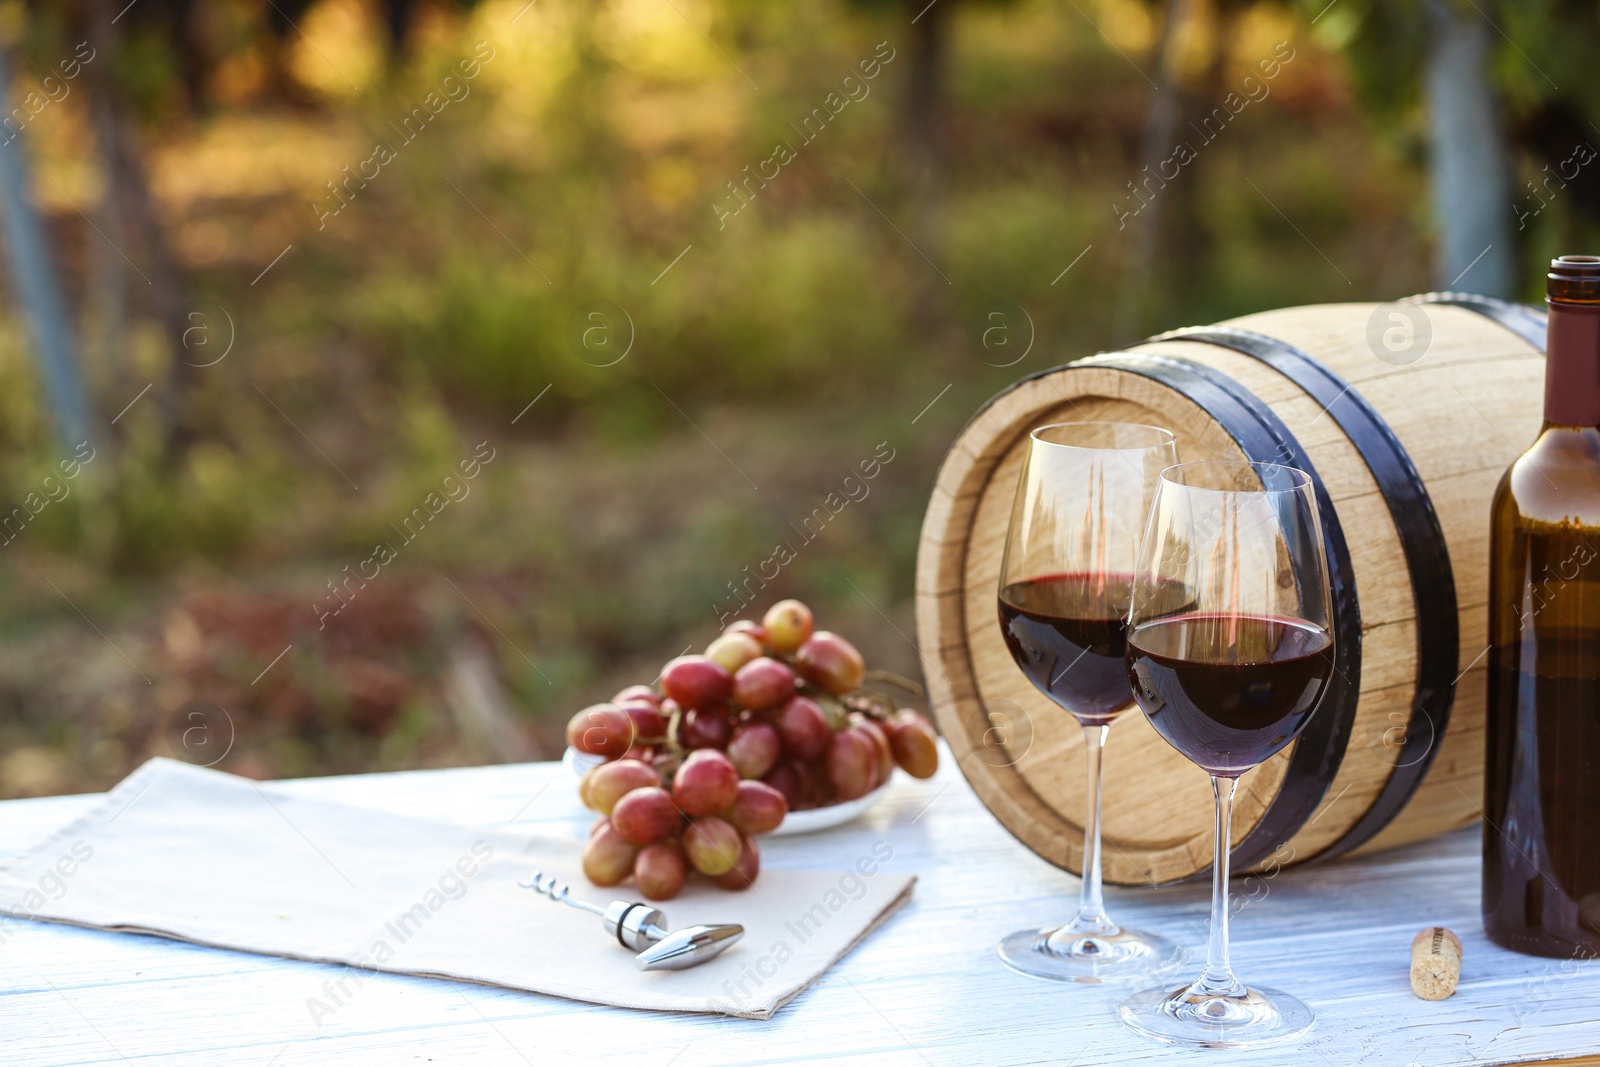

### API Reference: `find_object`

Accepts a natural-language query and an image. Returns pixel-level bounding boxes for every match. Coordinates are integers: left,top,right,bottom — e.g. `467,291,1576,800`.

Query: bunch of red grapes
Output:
568,599,939,899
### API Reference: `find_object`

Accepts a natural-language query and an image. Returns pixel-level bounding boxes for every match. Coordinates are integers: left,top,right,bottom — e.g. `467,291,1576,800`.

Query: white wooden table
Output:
4,745,1598,1067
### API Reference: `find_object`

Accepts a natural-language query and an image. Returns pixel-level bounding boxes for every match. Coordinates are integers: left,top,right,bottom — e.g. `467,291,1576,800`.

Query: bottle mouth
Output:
1549,255,1600,303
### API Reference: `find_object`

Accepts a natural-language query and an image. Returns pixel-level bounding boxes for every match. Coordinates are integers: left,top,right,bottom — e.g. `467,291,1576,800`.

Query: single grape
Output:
826,728,878,801
762,762,803,810
851,715,895,788
706,632,763,675
619,701,667,742
726,779,788,835
660,655,733,711
723,619,767,644
777,696,830,760
611,786,683,845
762,599,814,654
683,816,743,877
634,841,688,901
565,704,635,759
582,822,639,887
584,758,661,815
680,708,732,751
613,685,660,709
732,657,797,712
672,749,740,815
713,833,761,891
795,632,866,695
727,720,782,779
889,709,939,778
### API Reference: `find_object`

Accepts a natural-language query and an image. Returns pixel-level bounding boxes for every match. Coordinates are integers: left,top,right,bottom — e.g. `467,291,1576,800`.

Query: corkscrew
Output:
518,871,744,971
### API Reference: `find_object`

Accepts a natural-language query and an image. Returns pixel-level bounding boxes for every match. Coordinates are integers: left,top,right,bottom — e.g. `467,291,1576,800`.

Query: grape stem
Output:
843,690,896,720
662,706,687,759
862,669,925,698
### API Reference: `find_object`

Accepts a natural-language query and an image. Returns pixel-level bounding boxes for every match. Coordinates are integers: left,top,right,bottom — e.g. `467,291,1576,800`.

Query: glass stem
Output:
1196,774,1244,996
1072,723,1115,934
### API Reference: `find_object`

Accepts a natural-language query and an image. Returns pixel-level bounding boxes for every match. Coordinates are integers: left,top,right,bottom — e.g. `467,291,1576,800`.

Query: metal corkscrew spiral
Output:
520,872,608,917
518,869,744,971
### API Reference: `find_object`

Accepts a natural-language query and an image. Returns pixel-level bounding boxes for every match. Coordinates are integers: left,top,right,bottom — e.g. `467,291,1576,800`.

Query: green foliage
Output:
1307,0,1600,126
1303,0,1428,118
1493,1,1600,117
354,212,918,418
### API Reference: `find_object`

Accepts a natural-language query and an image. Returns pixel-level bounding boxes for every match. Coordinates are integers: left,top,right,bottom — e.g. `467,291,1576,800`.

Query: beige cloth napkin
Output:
0,758,914,1019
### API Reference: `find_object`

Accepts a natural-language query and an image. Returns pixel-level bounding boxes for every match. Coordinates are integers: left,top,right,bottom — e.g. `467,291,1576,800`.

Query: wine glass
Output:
994,421,1184,983
1120,460,1335,1048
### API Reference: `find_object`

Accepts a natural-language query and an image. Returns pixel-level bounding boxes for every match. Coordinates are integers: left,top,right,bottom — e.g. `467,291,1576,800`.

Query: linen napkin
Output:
0,758,914,1019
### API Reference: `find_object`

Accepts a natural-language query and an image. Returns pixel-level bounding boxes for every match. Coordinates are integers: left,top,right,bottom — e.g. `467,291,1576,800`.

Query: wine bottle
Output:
1485,254,1600,958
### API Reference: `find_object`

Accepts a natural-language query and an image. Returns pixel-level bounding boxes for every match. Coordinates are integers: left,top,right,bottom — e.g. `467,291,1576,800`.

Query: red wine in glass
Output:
993,421,1184,984
1120,459,1334,1049
1127,613,1333,778
998,572,1139,724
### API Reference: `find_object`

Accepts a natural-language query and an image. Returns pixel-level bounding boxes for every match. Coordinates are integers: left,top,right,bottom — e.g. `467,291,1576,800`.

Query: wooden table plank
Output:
0,748,1595,1066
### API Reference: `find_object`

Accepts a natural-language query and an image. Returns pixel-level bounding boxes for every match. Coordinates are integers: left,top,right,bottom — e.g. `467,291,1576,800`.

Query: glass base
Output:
997,922,1184,984
1119,979,1314,1049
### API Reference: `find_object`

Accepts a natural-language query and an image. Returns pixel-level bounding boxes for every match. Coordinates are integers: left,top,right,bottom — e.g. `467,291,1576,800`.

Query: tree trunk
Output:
85,0,199,458
1424,0,1515,297
903,0,949,255
87,37,133,413
1165,1,1241,308
1114,0,1195,341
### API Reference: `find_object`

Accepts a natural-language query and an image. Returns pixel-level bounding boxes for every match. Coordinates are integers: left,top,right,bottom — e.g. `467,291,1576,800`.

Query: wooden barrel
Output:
916,294,1549,885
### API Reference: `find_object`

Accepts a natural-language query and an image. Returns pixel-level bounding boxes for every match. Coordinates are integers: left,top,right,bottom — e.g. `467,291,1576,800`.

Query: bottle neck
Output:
1546,301,1600,427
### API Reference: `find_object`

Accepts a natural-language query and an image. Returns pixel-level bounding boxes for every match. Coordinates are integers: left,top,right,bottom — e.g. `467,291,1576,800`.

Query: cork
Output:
1410,926,1462,1000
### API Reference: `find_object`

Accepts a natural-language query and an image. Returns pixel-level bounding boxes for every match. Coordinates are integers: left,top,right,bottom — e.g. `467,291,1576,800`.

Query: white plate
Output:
561,747,890,836
768,782,890,835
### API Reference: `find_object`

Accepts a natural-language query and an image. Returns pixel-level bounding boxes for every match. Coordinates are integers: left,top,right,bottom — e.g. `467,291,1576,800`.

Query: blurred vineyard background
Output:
0,0,1593,796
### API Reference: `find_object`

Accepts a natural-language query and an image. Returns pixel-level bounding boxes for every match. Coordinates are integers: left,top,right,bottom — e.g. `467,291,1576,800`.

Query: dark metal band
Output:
1411,291,1548,353
616,904,648,949
1148,325,1458,863
1082,350,1362,881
